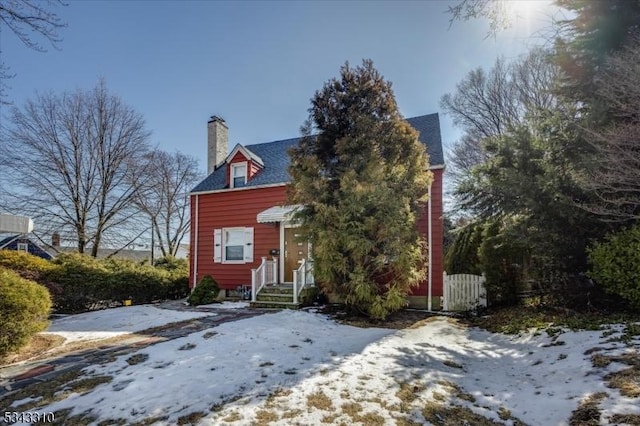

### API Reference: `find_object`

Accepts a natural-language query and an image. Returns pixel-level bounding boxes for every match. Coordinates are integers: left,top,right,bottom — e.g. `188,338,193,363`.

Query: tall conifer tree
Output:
288,60,432,319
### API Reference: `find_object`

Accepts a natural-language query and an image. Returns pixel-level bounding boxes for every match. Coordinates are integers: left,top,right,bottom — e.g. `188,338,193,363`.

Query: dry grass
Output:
221,411,242,423
321,413,339,424
422,403,502,426
605,366,640,397
254,409,278,424
0,334,66,365
610,414,640,425
438,380,475,403
569,392,607,426
395,381,426,412
281,409,303,419
307,391,334,411
176,411,206,425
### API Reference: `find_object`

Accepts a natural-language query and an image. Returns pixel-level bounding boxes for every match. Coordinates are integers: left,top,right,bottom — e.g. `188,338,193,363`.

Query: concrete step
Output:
259,286,294,295
256,293,294,303
250,301,301,310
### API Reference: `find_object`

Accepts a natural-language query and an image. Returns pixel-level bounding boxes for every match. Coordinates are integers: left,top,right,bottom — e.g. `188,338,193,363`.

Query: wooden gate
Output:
443,272,487,311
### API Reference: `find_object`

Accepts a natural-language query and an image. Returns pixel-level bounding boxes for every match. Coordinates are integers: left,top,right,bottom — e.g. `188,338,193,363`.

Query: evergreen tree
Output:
288,60,432,320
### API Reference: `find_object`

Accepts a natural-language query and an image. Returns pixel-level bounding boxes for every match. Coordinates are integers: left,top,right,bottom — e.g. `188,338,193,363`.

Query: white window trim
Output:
17,242,28,252
230,161,248,188
214,226,254,264
222,227,245,264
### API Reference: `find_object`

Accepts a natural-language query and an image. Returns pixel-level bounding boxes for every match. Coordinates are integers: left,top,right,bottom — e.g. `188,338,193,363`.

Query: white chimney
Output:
207,116,229,175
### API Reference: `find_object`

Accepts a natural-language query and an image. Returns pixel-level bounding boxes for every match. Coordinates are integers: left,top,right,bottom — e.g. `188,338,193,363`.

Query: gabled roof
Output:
192,113,444,194
226,144,264,167
0,235,20,249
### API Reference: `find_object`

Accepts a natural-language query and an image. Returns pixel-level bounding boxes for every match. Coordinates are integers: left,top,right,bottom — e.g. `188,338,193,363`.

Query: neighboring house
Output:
189,114,445,309
0,234,55,260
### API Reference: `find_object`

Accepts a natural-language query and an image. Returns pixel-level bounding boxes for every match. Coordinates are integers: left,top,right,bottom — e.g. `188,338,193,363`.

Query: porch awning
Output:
256,205,302,223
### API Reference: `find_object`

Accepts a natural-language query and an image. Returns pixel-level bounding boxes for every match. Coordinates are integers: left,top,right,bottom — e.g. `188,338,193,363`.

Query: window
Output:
214,227,253,263
224,229,244,261
231,162,247,188
17,243,28,252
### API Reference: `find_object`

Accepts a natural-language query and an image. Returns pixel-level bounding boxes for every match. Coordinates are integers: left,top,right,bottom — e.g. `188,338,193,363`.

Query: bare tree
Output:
1,80,154,255
135,150,202,258
0,0,66,104
581,34,640,221
441,48,559,182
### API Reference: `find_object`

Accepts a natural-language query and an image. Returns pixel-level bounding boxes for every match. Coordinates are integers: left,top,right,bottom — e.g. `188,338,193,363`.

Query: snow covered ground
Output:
15,308,640,425
42,305,212,343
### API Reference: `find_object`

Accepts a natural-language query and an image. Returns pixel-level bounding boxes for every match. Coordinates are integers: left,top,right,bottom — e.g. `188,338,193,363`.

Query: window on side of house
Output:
213,227,254,264
17,243,28,252
224,228,244,261
231,162,247,188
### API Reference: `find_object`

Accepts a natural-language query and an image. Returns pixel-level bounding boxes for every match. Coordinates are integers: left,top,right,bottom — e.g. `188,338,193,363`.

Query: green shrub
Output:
0,267,52,357
102,257,170,304
444,222,483,275
46,253,111,313
155,256,190,300
588,226,640,309
479,220,527,306
187,275,220,306
0,249,54,274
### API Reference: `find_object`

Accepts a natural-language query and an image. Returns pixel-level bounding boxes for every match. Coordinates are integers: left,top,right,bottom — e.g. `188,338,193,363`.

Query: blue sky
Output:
1,0,558,175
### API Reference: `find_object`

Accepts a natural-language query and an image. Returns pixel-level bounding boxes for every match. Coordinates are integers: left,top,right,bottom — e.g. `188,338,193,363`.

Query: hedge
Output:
588,225,640,309
0,250,190,314
0,268,52,357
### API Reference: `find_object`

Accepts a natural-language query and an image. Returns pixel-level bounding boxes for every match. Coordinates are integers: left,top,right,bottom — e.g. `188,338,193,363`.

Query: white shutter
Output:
244,227,254,262
214,229,222,263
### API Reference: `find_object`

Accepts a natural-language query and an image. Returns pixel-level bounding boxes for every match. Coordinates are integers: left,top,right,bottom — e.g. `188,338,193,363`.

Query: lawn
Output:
1,305,639,425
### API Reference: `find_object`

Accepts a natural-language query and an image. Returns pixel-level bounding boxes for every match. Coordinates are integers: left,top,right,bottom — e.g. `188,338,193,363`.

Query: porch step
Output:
250,301,301,310
259,285,294,295
256,293,295,303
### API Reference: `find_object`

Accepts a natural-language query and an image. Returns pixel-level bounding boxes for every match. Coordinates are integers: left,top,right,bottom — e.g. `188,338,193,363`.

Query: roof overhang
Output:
256,205,302,224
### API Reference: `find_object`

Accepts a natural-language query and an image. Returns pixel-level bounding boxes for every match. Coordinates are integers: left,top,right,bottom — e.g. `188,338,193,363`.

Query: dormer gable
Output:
225,144,265,188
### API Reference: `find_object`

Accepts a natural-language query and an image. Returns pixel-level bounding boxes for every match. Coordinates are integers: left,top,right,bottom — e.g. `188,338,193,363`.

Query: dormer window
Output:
231,162,247,188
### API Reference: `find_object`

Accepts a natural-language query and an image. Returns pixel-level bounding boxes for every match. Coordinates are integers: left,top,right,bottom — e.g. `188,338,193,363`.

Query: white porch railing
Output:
251,256,278,302
442,272,487,311
292,258,314,304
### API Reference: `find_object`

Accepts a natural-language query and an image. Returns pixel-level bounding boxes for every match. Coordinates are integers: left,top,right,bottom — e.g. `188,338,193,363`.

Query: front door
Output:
284,228,308,282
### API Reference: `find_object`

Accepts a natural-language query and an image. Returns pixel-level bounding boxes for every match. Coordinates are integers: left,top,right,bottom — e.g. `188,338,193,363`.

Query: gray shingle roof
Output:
191,113,443,193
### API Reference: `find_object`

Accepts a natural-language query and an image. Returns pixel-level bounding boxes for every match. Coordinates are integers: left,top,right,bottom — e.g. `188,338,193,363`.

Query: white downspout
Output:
427,181,433,311
193,194,199,288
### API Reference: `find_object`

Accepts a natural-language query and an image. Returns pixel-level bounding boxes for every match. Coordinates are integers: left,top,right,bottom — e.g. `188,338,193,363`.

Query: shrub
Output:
46,253,110,313
155,256,190,300
444,222,483,275
588,226,640,309
102,257,170,304
0,249,54,274
479,220,527,306
187,275,220,306
0,268,52,357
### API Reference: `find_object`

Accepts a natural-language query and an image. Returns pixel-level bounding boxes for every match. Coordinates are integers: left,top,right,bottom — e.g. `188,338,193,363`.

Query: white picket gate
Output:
442,272,487,311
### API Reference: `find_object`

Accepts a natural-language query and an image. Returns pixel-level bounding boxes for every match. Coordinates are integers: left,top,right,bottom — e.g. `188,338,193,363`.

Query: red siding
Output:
411,168,444,298
190,185,287,289
225,151,264,186
190,168,444,297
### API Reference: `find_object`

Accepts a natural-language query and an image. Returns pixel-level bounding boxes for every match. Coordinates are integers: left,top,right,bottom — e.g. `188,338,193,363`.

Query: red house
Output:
189,114,445,309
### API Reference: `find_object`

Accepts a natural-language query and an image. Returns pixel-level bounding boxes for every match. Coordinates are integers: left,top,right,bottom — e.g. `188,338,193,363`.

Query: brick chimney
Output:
207,116,229,175
52,232,60,248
